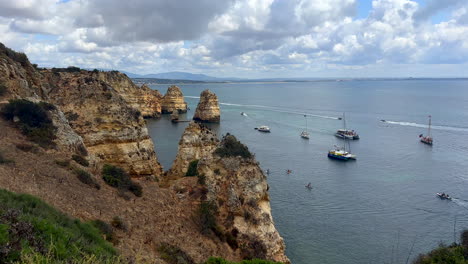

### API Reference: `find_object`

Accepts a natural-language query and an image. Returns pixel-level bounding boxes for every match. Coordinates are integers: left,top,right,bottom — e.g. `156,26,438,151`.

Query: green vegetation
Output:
90,220,116,244
72,167,100,190
413,230,468,264
1,99,57,148
111,216,127,231
102,164,143,197
72,154,89,167
0,152,13,164
0,82,6,96
15,143,39,153
55,159,70,168
204,258,283,264
157,243,195,264
0,43,29,66
51,66,81,73
185,159,199,177
214,134,252,159
199,201,218,235
198,173,206,185
0,189,117,263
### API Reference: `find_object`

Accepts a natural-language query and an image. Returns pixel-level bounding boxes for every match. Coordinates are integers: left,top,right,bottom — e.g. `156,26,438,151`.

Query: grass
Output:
0,189,117,263
214,134,252,159
0,152,13,165
1,99,57,148
185,160,199,177
102,164,143,197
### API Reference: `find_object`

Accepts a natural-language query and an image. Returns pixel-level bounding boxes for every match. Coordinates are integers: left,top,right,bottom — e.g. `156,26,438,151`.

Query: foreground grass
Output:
0,189,117,263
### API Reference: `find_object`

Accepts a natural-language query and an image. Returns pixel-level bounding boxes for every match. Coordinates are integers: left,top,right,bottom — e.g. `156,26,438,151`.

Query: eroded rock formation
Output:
41,70,162,177
167,122,219,179
168,124,289,263
193,89,220,123
161,85,187,114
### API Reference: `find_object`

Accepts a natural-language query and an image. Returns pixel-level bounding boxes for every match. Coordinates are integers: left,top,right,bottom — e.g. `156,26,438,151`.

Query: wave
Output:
185,96,200,99
383,120,468,132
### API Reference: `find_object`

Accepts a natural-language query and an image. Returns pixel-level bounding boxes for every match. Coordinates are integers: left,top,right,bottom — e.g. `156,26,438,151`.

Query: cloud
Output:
0,0,467,78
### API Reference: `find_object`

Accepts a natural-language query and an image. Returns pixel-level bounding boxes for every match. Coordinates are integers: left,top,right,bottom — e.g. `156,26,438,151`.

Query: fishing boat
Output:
335,113,359,140
255,126,271,133
419,115,433,145
436,192,451,200
301,114,310,139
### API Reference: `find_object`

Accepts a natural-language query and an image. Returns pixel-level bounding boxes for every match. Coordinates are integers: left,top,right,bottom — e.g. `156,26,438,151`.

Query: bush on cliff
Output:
72,167,100,190
204,258,283,264
1,99,57,148
199,201,218,235
0,43,29,66
102,164,143,197
185,159,199,177
0,82,6,96
214,134,252,159
72,154,89,167
412,230,468,264
0,189,117,263
157,243,195,264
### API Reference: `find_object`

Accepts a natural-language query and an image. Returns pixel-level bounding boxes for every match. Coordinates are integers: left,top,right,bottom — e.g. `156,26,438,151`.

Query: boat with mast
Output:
328,113,356,161
335,113,359,140
300,114,310,139
419,115,433,145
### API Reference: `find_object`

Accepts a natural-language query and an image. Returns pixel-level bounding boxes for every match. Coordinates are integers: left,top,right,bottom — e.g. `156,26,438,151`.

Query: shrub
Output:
102,164,142,197
214,134,252,159
204,257,283,264
15,143,39,153
64,111,79,122
73,167,100,189
462,229,468,247
1,99,56,148
214,168,220,175
0,43,29,66
185,160,199,177
157,243,195,264
199,201,218,235
0,83,6,96
90,220,116,243
198,173,206,185
55,159,70,168
72,154,89,167
0,152,13,164
111,216,127,231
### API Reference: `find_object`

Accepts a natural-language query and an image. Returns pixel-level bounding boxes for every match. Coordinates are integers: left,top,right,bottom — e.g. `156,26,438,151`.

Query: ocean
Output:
146,79,468,264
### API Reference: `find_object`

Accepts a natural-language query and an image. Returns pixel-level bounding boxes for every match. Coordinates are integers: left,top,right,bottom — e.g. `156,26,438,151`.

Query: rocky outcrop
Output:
96,71,162,118
161,85,187,114
193,89,220,123
168,124,289,263
41,70,162,177
167,122,219,179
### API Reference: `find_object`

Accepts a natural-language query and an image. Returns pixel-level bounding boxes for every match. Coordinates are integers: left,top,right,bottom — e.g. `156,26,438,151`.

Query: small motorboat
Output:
380,119,386,122
241,112,247,116
436,193,452,200
300,131,310,139
255,126,271,133
305,183,312,189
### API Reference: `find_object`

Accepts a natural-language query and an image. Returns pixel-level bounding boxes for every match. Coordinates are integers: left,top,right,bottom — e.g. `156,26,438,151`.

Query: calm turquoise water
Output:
146,80,468,264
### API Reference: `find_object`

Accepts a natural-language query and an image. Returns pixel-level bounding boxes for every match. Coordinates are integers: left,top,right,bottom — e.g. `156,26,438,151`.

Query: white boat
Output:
335,113,359,140
241,112,247,116
419,115,433,145
301,114,310,139
255,126,271,133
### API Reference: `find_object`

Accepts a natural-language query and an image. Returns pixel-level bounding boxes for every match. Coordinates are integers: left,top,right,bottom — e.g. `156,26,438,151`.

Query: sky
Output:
0,0,467,78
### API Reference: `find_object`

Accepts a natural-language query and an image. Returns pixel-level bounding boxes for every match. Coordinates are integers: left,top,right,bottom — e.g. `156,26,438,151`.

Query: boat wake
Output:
185,96,339,120
383,120,468,132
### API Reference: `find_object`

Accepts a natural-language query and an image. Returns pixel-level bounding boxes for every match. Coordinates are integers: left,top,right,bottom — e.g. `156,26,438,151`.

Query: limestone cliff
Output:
193,89,220,123
96,72,162,118
161,85,188,114
41,70,162,177
168,124,289,263
167,122,219,179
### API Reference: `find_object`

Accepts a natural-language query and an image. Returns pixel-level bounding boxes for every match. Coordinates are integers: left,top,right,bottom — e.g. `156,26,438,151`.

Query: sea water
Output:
146,79,468,264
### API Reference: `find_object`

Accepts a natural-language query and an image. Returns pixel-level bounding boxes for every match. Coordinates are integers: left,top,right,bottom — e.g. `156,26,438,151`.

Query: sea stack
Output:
161,85,188,114
193,89,220,123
